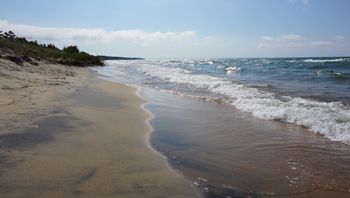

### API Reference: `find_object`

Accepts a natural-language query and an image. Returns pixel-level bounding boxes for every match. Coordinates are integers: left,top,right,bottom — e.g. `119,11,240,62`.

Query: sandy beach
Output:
0,59,197,197
1,2,350,197
2,55,350,198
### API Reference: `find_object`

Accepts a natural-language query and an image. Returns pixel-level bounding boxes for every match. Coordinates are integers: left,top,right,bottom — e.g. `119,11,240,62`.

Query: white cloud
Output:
0,19,197,43
311,41,332,46
335,36,345,41
258,34,305,48
0,19,227,58
280,34,305,41
258,34,350,50
257,33,350,57
259,34,305,42
288,0,310,4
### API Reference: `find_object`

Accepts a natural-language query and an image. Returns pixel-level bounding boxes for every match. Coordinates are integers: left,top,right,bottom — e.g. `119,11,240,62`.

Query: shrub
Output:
0,30,103,66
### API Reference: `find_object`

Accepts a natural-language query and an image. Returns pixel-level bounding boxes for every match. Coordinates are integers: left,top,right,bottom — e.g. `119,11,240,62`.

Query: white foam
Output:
97,60,350,144
225,66,241,74
303,58,347,63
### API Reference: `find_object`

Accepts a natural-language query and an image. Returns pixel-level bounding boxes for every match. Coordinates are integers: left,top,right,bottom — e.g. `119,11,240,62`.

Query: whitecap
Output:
97,60,350,145
303,58,347,63
225,66,241,74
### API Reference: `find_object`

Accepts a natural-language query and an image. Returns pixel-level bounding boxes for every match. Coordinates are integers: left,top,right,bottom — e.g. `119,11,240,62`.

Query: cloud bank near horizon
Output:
0,19,226,57
1,19,348,58
257,34,348,54
0,19,197,43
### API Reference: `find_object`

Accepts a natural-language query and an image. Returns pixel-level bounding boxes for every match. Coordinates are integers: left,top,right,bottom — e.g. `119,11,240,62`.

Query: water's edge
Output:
92,71,203,197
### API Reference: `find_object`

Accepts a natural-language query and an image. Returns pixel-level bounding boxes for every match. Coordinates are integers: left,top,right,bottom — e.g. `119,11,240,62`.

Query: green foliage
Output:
0,31,103,66
63,46,79,54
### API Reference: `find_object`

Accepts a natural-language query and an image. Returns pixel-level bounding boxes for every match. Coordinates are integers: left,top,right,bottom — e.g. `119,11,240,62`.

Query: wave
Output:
102,60,350,144
225,66,241,74
303,58,348,63
314,70,350,80
248,83,274,88
329,72,350,80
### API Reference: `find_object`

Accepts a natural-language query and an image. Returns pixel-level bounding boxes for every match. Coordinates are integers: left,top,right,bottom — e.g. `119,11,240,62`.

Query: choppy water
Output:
94,57,350,144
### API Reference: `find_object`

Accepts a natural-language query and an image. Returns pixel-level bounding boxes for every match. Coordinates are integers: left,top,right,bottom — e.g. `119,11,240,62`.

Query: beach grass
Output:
0,30,103,66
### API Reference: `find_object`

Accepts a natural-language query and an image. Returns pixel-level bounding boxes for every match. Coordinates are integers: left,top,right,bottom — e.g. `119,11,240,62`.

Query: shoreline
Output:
2,57,350,197
133,85,205,197
138,86,350,197
94,73,203,196
93,61,350,197
95,71,195,176
98,59,350,145
0,60,198,197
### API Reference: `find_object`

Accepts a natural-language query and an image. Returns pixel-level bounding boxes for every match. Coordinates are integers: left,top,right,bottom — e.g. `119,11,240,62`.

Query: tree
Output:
47,43,58,50
17,37,28,42
4,31,16,39
30,40,39,46
63,46,79,54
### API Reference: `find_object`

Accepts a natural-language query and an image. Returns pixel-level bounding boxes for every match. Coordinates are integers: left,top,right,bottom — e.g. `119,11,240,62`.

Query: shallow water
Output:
141,87,350,197
94,58,350,144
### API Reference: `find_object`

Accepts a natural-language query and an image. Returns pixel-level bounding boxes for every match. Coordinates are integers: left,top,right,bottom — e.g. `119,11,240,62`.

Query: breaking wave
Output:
99,60,350,144
303,58,348,63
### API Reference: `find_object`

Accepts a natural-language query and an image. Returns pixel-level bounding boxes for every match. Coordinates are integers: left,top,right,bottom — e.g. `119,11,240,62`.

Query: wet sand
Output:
0,64,197,197
141,88,350,198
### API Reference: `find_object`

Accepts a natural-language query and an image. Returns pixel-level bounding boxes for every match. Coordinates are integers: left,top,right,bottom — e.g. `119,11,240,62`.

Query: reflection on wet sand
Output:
142,88,350,198
0,75,197,197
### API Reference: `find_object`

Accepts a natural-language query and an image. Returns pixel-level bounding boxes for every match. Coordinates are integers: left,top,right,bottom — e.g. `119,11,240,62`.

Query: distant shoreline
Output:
97,55,144,61
0,30,144,66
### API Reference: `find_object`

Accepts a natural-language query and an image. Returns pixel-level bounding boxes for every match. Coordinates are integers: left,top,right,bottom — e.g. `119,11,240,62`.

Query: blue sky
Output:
0,0,349,58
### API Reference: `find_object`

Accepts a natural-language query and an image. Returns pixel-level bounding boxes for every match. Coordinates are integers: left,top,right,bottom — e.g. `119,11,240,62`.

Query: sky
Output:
0,0,349,58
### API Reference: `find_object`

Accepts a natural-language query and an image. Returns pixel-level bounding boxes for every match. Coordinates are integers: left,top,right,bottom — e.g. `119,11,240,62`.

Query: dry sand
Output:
0,57,79,133
0,58,197,197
